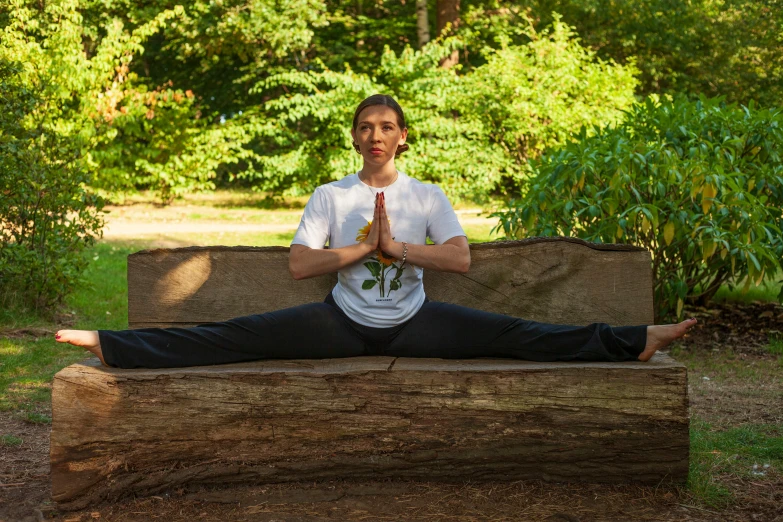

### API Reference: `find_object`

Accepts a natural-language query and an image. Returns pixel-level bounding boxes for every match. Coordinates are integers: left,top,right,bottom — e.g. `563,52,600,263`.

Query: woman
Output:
56,94,696,368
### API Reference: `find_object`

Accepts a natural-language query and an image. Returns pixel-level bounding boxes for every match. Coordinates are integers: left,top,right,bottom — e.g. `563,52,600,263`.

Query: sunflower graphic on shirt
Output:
356,221,405,298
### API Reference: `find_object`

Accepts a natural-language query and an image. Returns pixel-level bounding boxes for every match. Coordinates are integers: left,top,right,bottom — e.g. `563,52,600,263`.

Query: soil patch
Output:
679,302,783,429
685,301,783,353
0,407,53,522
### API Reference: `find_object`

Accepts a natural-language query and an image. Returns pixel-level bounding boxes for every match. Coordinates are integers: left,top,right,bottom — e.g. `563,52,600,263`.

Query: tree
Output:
416,0,431,48
239,16,637,201
437,0,460,67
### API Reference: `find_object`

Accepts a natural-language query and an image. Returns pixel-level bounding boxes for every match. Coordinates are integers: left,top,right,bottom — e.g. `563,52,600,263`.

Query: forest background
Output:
1,0,782,318
1,2,783,517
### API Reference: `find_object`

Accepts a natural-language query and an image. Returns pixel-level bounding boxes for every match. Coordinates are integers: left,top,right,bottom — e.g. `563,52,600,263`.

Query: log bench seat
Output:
50,238,689,510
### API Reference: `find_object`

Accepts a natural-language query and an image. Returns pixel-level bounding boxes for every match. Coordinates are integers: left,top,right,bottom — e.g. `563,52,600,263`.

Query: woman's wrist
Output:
359,240,377,256
380,240,404,259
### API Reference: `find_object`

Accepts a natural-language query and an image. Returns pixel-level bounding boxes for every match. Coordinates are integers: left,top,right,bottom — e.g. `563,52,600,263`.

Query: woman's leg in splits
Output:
387,301,696,362
55,302,366,369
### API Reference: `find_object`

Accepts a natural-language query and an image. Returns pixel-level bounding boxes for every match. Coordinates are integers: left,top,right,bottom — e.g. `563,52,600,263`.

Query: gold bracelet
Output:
401,242,408,267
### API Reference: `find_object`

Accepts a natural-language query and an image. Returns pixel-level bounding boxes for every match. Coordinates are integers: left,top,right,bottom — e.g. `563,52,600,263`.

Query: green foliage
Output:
491,96,783,321
240,16,637,201
73,0,329,202
767,336,783,357
0,57,105,312
524,0,783,106
5,0,781,206
0,0,186,310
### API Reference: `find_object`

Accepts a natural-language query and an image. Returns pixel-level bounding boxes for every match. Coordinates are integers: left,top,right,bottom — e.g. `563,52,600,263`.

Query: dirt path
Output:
99,203,498,243
103,221,300,236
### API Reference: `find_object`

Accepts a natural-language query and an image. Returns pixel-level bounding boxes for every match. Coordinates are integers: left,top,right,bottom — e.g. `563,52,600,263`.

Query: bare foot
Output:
639,318,698,361
55,330,107,365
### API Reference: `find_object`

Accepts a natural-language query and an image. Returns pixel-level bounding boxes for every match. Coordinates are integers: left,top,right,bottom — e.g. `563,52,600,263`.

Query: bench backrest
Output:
127,237,654,329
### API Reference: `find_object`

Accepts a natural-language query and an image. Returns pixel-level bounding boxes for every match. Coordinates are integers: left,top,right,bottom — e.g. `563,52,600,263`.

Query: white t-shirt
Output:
291,171,466,327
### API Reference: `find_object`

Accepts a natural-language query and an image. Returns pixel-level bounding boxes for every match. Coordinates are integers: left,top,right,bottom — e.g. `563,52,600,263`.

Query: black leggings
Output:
99,293,647,369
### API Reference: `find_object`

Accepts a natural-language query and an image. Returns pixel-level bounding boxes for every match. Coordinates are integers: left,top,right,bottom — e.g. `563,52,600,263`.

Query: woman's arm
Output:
380,235,470,274
290,193,384,280
377,191,470,274
290,191,471,279
289,242,375,280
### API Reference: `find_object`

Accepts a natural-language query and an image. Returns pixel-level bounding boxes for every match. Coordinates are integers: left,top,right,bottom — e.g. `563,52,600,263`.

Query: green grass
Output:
669,345,783,382
157,230,298,247
766,336,783,356
712,275,782,304
0,242,134,412
0,434,23,447
19,411,52,424
689,418,783,507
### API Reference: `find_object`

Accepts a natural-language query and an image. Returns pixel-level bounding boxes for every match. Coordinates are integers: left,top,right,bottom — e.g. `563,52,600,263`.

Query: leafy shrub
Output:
525,0,783,107
491,96,783,321
86,75,250,204
80,0,319,203
0,0,168,311
240,16,637,201
2,0,204,205
0,59,105,312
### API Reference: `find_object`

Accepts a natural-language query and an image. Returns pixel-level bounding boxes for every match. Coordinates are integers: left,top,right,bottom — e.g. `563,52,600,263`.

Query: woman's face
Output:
351,105,408,165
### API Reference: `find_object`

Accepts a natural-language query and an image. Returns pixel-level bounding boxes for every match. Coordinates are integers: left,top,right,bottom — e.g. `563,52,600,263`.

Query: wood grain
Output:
128,238,653,328
51,353,688,510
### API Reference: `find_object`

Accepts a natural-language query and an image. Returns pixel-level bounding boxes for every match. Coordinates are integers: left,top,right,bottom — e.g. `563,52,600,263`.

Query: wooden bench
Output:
50,237,689,510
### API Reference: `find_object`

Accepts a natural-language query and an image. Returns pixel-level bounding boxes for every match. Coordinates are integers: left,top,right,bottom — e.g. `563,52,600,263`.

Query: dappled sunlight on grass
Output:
0,341,24,356
712,274,782,304
101,189,502,248
1,242,129,411
0,336,90,410
106,188,309,210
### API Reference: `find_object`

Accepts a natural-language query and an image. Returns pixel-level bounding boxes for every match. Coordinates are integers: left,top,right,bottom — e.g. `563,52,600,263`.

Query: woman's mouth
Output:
370,148,383,155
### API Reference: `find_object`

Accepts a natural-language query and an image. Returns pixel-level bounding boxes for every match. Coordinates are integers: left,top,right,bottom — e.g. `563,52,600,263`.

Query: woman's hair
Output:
352,94,409,157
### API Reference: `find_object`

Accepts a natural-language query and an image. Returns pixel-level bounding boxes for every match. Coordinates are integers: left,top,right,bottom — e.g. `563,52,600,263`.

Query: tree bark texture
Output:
51,355,688,510
436,0,460,68
416,0,431,48
126,238,654,329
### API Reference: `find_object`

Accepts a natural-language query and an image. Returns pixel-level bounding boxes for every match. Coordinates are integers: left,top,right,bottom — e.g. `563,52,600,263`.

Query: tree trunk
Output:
51,355,688,510
123,238,655,329
436,0,460,68
416,0,430,48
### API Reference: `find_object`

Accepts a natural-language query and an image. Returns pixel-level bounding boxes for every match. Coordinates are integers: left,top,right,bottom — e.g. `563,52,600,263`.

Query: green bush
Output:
0,59,105,312
491,96,783,321
524,0,783,107
241,16,637,201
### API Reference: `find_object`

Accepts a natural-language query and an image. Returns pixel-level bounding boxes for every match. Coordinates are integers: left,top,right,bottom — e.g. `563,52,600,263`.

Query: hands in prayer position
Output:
363,192,395,255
